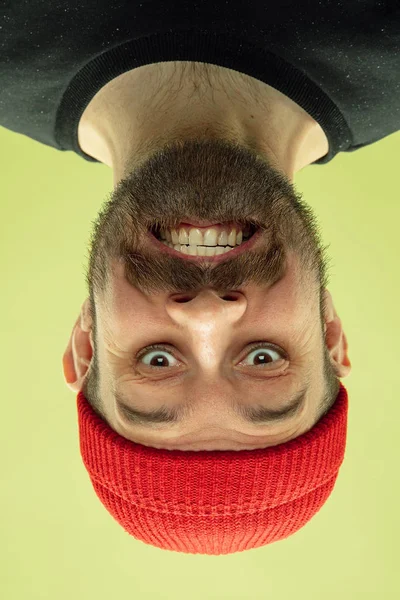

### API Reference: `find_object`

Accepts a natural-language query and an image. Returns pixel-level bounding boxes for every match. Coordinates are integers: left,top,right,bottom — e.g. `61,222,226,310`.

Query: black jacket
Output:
1,0,399,165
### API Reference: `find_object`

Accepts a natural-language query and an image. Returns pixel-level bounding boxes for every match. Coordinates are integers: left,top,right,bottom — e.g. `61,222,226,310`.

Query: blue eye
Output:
137,342,285,368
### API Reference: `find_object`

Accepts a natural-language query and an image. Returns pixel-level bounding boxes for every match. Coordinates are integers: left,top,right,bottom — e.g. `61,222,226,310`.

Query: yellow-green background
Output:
1,122,399,600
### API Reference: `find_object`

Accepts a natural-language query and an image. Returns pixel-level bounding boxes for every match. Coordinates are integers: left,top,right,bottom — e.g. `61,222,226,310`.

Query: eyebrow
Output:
113,382,308,429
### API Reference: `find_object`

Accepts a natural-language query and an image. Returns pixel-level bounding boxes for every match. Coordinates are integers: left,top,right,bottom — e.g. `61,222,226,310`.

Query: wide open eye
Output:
137,345,180,368
136,342,285,369
240,343,285,368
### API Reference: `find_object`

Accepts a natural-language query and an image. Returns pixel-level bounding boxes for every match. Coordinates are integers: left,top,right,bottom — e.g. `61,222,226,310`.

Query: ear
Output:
62,299,94,393
322,290,352,378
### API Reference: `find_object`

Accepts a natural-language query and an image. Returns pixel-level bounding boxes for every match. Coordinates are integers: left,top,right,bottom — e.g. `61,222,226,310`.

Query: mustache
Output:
122,240,287,296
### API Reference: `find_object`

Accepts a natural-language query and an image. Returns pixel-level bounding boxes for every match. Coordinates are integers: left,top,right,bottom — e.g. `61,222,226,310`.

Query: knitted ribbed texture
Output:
77,383,348,555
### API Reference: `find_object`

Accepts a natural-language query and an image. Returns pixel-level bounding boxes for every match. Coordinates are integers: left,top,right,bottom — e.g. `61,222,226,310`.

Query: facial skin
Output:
62,61,351,451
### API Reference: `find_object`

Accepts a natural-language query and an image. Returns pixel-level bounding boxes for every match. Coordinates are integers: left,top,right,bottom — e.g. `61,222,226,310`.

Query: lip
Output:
172,220,245,232
179,220,224,227
146,227,262,263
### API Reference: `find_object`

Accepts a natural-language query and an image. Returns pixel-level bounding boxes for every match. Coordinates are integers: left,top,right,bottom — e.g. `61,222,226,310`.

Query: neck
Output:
78,62,329,184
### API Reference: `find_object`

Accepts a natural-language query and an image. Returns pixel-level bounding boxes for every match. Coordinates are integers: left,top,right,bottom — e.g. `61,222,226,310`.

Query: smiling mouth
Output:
147,222,261,262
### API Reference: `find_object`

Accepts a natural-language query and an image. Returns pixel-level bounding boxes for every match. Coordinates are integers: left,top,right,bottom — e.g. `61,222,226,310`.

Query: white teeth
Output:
189,228,205,245
218,230,228,245
170,229,181,244
163,225,245,246
201,229,218,246
177,229,188,245
161,242,235,256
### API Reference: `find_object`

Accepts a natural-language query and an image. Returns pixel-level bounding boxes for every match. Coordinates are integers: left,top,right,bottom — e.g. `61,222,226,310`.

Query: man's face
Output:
82,137,334,451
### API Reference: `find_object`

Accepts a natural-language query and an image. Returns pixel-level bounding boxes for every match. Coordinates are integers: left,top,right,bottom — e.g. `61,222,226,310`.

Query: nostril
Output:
171,294,193,303
170,290,243,303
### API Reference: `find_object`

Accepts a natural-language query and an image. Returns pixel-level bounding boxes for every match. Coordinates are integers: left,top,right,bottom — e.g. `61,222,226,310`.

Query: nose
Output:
166,289,247,328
